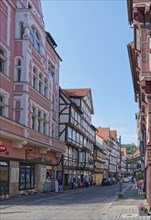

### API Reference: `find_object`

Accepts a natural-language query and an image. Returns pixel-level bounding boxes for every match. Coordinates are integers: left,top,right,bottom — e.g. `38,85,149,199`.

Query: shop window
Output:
19,164,35,190
0,161,9,196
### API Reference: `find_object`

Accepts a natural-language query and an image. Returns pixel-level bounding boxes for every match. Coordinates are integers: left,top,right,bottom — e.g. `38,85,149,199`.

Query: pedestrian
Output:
58,178,63,192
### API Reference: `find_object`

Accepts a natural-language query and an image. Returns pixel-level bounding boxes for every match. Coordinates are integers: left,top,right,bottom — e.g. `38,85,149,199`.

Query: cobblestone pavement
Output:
0,183,150,220
100,184,151,220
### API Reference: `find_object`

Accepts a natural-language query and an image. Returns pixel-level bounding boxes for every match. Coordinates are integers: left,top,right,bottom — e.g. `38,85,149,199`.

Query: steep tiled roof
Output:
133,148,140,157
63,88,91,97
110,130,117,139
121,148,127,156
97,127,110,140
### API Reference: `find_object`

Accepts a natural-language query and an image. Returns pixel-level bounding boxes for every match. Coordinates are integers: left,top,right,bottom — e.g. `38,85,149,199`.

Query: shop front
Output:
0,138,63,197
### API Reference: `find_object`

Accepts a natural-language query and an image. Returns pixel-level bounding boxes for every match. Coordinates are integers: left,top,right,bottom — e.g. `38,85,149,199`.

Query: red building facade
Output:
0,0,65,198
127,0,151,213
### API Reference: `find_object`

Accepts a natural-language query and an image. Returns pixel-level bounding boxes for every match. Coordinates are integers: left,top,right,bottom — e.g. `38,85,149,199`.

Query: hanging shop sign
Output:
0,145,7,153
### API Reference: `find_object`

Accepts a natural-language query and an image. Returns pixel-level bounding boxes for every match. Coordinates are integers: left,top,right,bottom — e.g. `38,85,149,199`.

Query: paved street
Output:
0,183,128,220
0,183,150,220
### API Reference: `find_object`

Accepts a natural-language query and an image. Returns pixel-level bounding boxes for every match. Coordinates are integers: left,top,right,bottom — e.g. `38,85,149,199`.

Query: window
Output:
136,29,141,51
32,67,38,90
20,22,24,39
44,86,48,98
43,122,46,134
38,119,41,132
33,76,37,89
52,123,55,138
0,48,6,74
33,67,37,75
30,27,40,53
32,107,36,114
15,58,21,82
52,95,55,111
0,94,7,116
39,81,42,93
80,135,83,145
31,107,48,135
32,116,35,129
68,127,72,139
48,60,55,82
28,3,32,10
75,98,80,107
73,130,76,141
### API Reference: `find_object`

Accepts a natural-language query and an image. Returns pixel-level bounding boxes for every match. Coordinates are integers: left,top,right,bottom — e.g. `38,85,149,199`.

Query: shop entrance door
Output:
19,164,35,190
0,161,9,196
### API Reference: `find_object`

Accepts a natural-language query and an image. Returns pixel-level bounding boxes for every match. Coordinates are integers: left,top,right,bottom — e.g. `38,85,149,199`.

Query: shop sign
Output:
0,145,7,153
27,157,52,164
26,149,52,164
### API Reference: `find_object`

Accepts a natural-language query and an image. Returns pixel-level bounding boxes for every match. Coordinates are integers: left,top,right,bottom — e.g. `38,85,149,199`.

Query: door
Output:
19,164,35,190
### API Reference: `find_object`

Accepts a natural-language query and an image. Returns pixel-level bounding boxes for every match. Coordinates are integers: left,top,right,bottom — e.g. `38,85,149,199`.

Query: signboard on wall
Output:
0,145,7,153
26,149,52,164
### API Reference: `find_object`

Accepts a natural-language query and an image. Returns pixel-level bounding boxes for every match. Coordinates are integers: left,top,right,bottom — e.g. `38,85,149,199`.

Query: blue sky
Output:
41,0,138,145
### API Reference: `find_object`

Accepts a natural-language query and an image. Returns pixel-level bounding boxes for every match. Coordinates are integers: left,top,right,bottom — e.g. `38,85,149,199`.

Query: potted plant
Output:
140,192,146,199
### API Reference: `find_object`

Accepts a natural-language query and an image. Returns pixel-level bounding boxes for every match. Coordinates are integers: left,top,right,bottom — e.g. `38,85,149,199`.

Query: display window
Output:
19,164,35,190
0,161,9,195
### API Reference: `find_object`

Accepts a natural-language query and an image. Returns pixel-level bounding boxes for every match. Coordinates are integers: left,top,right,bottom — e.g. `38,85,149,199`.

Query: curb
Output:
100,184,131,215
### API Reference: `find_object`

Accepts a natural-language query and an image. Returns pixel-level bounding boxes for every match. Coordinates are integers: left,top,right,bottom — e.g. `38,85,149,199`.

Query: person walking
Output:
58,178,63,192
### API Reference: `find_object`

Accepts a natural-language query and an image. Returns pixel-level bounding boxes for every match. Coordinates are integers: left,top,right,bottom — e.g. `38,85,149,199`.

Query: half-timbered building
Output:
59,88,96,188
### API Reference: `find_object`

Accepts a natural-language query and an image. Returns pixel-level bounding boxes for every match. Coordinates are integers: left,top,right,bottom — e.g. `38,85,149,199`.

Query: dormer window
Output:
28,3,32,10
30,27,40,53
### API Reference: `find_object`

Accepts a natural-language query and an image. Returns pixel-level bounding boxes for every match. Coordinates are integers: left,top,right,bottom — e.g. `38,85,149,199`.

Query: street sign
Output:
0,145,7,153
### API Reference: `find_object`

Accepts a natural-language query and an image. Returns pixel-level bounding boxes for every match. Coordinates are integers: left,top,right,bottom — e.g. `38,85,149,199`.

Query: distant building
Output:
96,127,121,179
93,134,107,185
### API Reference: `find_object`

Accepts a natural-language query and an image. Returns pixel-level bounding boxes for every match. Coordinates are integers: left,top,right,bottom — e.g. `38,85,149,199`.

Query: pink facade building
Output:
127,0,151,213
0,0,65,198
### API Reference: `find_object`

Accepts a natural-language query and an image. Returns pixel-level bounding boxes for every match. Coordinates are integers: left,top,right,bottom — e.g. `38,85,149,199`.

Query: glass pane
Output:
0,59,4,73
26,169,31,189
0,167,8,182
31,170,35,188
20,168,25,190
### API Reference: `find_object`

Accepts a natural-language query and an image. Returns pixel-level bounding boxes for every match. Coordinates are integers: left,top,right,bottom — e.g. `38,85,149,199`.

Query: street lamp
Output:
119,135,122,193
